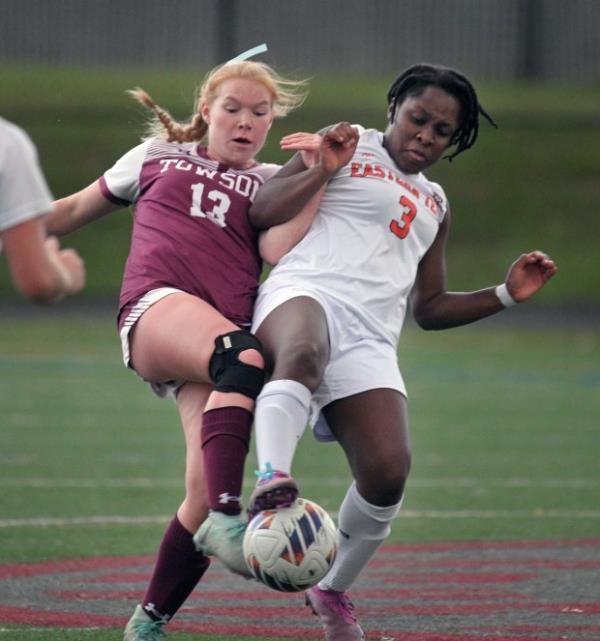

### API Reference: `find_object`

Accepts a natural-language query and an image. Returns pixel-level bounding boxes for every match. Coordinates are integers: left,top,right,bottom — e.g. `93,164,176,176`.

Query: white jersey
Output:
259,126,448,346
0,117,53,237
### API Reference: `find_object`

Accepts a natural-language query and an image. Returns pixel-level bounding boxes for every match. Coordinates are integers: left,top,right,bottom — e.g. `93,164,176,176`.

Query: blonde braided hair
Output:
129,61,308,143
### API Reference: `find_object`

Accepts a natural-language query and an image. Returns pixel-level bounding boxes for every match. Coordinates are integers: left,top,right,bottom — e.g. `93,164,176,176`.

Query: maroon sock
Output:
142,515,210,622
201,406,253,515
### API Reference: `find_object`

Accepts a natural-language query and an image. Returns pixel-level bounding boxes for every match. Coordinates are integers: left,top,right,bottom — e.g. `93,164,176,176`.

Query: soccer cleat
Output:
305,586,365,641
193,511,253,578
248,463,299,519
123,604,167,641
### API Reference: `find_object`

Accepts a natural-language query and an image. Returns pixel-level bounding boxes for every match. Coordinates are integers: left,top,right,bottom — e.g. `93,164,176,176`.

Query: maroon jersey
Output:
99,139,279,327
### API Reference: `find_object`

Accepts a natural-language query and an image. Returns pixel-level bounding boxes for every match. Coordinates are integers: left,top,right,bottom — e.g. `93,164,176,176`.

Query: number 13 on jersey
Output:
190,182,231,228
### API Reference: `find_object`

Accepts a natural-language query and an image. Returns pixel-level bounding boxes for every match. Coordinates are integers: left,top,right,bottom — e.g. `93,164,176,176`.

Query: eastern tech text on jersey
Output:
350,161,441,218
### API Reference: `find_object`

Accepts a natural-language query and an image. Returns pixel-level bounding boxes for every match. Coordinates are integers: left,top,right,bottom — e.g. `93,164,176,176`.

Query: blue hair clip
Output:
224,43,268,65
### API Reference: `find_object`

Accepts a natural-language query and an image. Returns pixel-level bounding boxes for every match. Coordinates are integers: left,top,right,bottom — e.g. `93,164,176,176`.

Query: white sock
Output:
320,481,403,593
254,379,312,474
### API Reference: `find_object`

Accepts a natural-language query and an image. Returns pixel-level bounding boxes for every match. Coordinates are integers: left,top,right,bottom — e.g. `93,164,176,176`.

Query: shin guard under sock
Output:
321,482,403,592
254,379,311,474
142,514,210,622
201,406,252,515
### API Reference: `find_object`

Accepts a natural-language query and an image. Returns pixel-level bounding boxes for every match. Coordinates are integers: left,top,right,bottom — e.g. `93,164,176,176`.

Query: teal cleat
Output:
123,604,167,641
193,511,252,578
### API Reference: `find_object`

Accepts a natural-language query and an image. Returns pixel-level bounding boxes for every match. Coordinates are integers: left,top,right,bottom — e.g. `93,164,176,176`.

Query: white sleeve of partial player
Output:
0,120,53,233
102,139,152,204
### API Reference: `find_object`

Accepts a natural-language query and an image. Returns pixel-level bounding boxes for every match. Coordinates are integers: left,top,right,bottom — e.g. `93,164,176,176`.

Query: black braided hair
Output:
387,63,497,161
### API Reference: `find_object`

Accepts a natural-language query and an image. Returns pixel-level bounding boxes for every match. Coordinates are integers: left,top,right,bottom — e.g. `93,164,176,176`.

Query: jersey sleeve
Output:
99,139,152,206
255,162,280,183
0,122,53,233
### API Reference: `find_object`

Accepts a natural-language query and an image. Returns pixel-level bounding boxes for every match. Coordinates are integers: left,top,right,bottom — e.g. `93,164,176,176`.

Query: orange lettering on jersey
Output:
351,162,363,177
394,176,420,198
373,164,386,179
351,161,421,200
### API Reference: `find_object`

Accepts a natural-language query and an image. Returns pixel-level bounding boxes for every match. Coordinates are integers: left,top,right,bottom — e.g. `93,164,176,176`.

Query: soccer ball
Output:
243,497,338,592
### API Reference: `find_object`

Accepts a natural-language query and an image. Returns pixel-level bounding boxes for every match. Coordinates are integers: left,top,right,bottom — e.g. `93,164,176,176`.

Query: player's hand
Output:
281,123,358,175
319,122,359,174
280,132,322,168
45,236,86,295
505,250,557,302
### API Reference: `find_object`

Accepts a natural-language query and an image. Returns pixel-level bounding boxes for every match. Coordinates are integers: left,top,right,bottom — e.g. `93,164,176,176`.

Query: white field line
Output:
2,509,600,529
0,629,103,634
0,477,599,489
0,515,170,528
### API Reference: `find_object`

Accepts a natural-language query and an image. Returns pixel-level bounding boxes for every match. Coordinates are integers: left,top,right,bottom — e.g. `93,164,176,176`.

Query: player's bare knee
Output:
275,339,327,390
209,330,266,400
237,347,265,370
364,451,411,504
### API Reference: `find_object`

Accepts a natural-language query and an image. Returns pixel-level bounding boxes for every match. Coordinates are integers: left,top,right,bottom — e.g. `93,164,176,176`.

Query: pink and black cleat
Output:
247,462,299,520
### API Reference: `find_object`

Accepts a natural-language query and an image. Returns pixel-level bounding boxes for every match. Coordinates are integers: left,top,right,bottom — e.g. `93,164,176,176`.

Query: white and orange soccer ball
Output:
243,498,338,592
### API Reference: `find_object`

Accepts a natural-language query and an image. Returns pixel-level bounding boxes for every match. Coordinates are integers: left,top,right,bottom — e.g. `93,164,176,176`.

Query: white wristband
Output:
495,283,517,308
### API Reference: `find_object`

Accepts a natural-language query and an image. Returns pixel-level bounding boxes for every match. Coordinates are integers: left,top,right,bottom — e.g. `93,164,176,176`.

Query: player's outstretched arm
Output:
45,180,120,237
249,122,358,230
257,130,328,265
411,212,557,330
258,182,326,265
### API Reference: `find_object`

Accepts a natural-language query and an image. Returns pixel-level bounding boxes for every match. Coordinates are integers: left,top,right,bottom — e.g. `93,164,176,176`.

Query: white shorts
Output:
119,287,185,399
252,285,406,442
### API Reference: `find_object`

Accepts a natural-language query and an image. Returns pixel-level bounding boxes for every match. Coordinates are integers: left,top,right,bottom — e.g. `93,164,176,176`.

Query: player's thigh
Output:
130,292,240,383
254,296,330,380
323,388,411,505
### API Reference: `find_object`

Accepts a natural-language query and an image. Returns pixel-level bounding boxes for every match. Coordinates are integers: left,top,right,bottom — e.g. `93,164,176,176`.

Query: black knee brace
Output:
209,330,265,399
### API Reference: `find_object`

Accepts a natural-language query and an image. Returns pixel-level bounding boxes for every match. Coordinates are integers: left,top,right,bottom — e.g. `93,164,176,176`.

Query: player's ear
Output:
387,103,395,124
200,102,210,125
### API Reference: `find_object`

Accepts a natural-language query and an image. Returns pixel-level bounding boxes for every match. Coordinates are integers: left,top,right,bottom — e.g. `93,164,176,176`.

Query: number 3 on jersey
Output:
190,182,231,228
389,195,417,239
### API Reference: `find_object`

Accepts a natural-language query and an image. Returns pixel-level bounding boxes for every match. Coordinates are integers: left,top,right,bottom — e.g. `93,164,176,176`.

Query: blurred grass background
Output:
1,64,599,307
